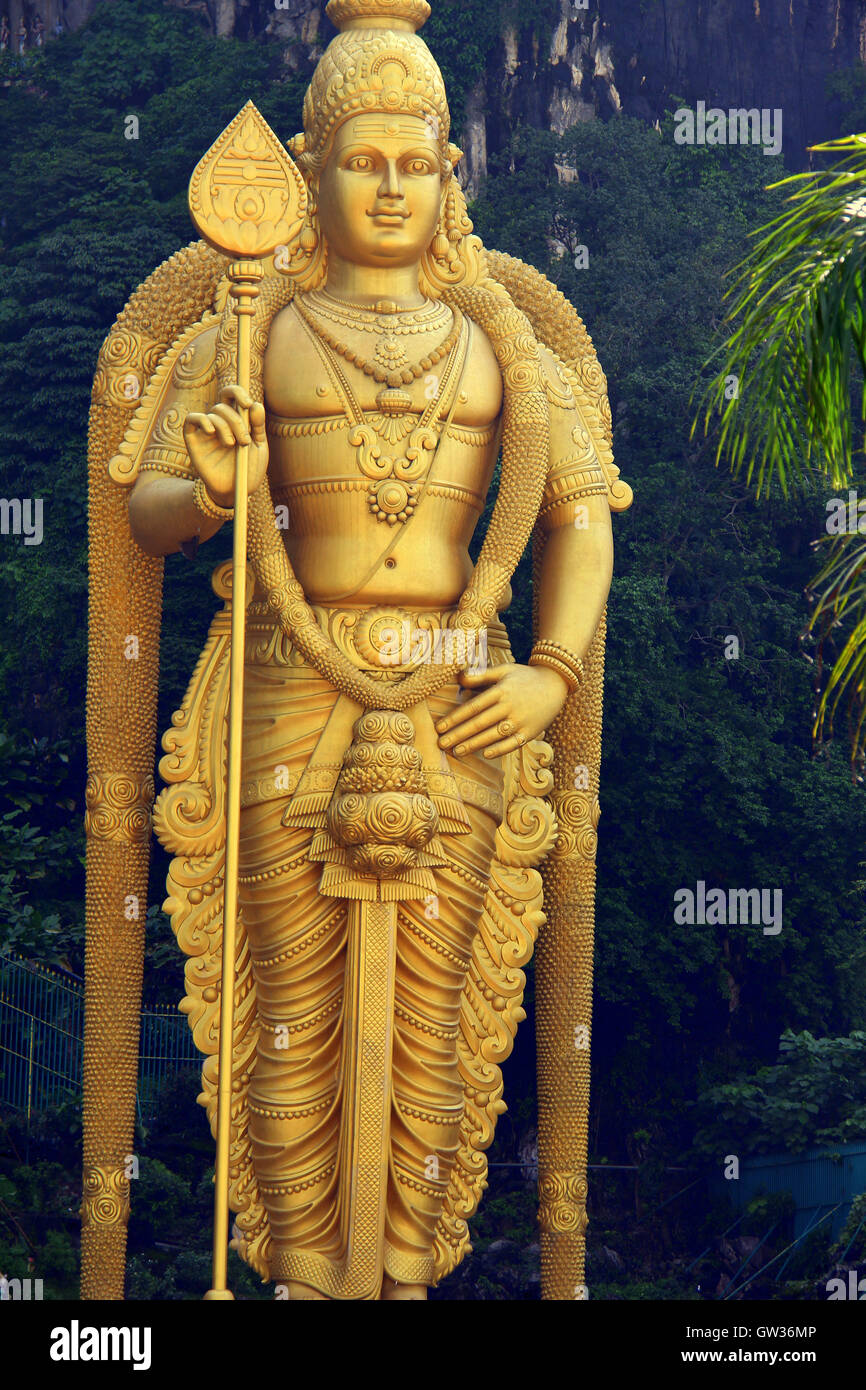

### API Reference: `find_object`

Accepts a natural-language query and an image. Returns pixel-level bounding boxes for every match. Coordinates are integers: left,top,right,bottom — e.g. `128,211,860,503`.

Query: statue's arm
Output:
435,345,614,760
535,500,613,660
126,328,268,563
128,471,224,559
534,346,614,661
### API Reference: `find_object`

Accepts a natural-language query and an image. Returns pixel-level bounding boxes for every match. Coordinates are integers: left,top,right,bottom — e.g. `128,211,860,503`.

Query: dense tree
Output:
474,115,866,1159
0,1,864,1224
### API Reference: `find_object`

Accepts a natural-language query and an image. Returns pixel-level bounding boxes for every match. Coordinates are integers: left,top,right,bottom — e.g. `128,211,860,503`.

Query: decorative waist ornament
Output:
83,0,632,1302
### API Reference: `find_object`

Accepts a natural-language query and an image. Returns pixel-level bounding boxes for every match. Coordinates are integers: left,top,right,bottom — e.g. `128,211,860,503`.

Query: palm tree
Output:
695,135,866,765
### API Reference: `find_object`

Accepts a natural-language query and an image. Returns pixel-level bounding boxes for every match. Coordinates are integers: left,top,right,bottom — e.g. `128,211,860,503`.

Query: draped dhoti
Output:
236,609,510,1298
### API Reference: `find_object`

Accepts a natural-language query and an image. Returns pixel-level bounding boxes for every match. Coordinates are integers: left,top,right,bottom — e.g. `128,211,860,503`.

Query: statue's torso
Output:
263,299,503,608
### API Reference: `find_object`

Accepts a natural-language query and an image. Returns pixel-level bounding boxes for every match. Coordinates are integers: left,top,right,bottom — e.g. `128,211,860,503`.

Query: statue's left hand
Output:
435,665,570,760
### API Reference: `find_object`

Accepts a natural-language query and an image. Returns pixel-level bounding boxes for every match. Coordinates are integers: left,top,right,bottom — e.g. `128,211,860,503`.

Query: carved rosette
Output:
549,789,600,863
84,773,155,845
81,1164,131,1228
325,711,442,879
91,328,163,411
538,1170,589,1236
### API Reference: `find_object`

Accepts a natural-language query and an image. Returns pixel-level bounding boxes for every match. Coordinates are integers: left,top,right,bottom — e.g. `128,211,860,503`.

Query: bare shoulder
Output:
263,301,322,417
461,317,503,425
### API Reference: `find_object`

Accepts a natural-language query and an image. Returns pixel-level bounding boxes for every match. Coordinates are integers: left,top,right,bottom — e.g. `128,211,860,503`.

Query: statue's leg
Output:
238,664,349,1297
383,681,505,1290
239,796,348,1286
286,1281,329,1300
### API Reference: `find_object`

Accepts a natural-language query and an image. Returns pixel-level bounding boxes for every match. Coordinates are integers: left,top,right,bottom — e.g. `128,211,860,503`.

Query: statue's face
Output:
317,113,444,270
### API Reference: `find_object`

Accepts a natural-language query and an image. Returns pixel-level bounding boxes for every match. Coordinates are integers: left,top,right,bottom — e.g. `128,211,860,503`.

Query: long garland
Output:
243,279,550,711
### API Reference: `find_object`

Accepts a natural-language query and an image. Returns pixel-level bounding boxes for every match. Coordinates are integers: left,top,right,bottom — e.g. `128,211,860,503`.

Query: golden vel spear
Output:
187,102,306,1299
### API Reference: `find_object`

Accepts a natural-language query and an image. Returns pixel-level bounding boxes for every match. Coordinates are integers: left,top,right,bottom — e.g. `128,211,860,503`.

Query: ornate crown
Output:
295,0,450,174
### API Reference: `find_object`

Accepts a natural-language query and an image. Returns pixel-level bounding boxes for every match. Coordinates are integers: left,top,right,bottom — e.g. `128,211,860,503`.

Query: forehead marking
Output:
345,116,437,142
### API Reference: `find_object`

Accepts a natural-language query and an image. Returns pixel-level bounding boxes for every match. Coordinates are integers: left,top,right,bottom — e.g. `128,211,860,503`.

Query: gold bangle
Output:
529,640,585,693
193,476,234,521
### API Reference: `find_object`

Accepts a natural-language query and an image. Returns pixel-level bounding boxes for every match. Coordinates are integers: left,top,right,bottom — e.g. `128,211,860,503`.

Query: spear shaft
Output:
203,262,261,1300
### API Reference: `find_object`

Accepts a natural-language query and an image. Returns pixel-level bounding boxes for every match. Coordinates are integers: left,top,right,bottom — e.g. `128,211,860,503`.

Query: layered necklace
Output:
294,291,469,526
296,290,460,419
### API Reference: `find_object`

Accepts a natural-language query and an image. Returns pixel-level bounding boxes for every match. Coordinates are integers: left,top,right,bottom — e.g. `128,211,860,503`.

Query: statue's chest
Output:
266,413,501,528
262,303,503,526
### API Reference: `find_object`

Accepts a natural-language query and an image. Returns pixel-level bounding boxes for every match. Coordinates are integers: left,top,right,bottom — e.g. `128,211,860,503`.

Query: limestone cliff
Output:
23,0,866,192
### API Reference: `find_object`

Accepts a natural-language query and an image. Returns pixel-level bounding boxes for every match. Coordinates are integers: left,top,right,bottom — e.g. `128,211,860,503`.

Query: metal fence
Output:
713,1142,866,1241
0,954,199,1123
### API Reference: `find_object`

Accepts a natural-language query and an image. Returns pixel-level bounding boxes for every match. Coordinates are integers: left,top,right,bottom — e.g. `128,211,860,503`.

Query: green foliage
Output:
475,114,866,1158
0,732,84,970
591,1276,694,1301
832,1190,866,1263
689,128,866,766
1,0,865,1302
694,1030,866,1156
127,1158,196,1248
826,66,866,139
694,134,866,499
126,1247,267,1300
39,1228,77,1286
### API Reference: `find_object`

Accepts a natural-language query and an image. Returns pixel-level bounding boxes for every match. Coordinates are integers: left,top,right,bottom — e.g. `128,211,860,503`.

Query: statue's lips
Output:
367,209,412,226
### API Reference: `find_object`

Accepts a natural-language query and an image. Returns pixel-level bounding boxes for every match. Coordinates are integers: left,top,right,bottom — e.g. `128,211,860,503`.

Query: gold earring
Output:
300,209,319,256
299,182,320,257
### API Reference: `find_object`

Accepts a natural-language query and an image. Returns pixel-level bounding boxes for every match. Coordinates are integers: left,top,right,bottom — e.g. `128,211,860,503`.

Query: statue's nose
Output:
378,159,403,200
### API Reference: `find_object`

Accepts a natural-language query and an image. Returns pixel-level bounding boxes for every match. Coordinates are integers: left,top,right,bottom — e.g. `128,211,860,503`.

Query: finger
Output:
482,735,524,760
439,705,506,751
221,384,254,411
211,403,252,445
249,401,267,444
208,414,236,449
451,723,508,757
183,413,216,436
436,687,501,738
458,667,505,689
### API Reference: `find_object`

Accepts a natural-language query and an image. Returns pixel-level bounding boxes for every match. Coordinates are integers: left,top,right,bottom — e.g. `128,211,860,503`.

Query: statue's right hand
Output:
183,385,269,510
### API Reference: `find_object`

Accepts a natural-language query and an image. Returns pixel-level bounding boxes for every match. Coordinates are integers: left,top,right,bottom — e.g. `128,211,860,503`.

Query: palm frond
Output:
807,530,866,764
693,135,866,498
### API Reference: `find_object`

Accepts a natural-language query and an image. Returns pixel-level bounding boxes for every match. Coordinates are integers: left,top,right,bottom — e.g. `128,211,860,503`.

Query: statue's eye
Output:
407,159,433,175
347,156,375,172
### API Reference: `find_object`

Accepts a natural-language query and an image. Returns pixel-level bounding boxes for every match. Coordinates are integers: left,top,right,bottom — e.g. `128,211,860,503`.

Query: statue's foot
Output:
286,1280,328,1300
381,1278,428,1301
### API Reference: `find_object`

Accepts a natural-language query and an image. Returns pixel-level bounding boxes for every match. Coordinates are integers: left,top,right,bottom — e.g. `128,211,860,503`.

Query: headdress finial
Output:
326,0,431,32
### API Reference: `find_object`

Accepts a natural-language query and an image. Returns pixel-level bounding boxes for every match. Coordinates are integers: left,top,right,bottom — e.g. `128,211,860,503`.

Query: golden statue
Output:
82,0,631,1302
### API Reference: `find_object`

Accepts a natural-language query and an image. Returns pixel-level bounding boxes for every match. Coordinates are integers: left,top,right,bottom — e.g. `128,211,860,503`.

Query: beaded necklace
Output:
295,293,460,418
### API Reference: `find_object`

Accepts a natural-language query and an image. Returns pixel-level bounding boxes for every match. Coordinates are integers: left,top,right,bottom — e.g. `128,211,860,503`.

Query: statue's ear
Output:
271,167,328,293
420,177,487,297
447,142,463,170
